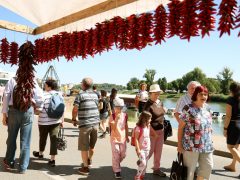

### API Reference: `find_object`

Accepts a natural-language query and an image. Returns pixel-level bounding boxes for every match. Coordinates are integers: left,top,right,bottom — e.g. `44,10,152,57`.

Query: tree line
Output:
127,67,235,95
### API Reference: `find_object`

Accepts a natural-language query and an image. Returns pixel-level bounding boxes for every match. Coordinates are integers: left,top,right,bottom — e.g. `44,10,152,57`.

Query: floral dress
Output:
180,103,214,153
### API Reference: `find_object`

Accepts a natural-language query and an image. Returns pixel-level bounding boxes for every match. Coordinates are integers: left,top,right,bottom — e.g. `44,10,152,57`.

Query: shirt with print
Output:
38,90,63,125
135,126,150,151
136,90,148,102
110,112,128,143
180,103,214,153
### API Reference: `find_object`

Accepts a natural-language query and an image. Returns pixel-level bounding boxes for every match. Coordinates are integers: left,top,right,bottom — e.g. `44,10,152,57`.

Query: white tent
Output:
0,0,170,37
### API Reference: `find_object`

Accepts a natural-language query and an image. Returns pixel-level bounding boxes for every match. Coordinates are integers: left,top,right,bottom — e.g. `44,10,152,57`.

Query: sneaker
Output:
88,158,92,167
48,160,55,167
99,132,106,138
81,158,92,168
114,172,122,179
153,169,166,177
3,159,14,170
78,166,89,176
33,151,43,159
19,170,26,174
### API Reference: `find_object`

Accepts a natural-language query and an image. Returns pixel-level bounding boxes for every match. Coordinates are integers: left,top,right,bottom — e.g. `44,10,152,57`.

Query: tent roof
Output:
0,0,169,37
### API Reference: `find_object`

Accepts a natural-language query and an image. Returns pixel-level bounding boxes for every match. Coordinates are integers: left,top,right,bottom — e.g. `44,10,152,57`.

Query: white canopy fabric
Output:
0,0,169,37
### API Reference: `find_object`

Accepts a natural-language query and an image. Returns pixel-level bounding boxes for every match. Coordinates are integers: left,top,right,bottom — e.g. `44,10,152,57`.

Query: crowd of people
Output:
1,76,240,180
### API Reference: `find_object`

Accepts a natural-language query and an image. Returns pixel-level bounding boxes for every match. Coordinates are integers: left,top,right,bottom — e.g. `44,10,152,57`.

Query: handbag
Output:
57,128,67,151
164,119,173,141
170,153,187,180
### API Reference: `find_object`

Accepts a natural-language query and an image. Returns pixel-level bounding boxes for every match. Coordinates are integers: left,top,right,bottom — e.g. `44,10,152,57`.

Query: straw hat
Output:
149,84,161,92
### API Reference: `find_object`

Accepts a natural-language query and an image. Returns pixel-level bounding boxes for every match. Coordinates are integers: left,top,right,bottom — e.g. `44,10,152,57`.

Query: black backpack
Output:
100,98,109,114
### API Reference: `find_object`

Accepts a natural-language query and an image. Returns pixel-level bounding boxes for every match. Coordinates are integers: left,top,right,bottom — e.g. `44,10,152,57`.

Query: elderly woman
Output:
143,84,166,177
178,86,213,180
135,83,148,113
223,82,240,172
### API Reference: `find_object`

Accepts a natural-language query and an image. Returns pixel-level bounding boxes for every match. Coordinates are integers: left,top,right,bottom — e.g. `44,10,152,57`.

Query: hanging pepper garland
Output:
14,41,36,112
0,38,10,64
153,4,167,45
110,16,123,48
94,23,105,54
138,12,153,49
9,42,18,66
181,0,199,41
117,17,129,50
76,31,87,59
235,5,240,37
127,14,141,50
85,28,96,57
218,0,237,37
167,0,183,38
101,20,113,51
198,0,217,38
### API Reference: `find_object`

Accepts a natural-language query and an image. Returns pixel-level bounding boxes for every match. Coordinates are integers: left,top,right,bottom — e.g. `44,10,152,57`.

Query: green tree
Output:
127,77,140,90
143,69,156,87
181,67,207,89
217,67,233,95
205,78,221,93
157,77,168,92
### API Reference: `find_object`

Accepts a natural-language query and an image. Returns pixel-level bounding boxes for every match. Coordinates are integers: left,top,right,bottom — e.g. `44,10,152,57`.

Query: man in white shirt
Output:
1,77,43,173
174,81,201,123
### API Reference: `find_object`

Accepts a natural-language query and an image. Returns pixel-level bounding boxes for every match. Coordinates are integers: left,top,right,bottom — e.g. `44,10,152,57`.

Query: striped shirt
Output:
73,90,100,128
38,90,63,125
175,93,192,113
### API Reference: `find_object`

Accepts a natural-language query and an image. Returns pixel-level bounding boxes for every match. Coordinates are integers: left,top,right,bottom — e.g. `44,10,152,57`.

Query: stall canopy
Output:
0,0,169,37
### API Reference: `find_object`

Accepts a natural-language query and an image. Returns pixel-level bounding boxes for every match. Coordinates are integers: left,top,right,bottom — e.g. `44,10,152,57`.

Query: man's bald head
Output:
82,77,93,90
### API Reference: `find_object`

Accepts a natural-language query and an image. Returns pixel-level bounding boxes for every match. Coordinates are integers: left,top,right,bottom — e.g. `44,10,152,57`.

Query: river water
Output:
127,98,226,135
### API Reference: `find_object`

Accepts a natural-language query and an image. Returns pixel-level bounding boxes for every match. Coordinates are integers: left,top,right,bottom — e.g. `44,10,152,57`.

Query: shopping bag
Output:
57,128,67,151
170,153,187,180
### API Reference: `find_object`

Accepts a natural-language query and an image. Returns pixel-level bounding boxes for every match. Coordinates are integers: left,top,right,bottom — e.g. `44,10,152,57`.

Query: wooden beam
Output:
0,20,34,34
33,0,138,35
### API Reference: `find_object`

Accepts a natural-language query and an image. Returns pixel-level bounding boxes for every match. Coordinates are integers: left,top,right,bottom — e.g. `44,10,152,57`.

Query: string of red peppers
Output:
153,4,167,45
234,5,240,37
198,0,217,38
0,38,10,64
15,41,36,111
218,0,237,37
181,0,199,41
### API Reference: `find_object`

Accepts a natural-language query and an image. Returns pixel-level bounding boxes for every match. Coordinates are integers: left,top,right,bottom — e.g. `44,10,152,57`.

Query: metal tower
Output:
42,65,60,88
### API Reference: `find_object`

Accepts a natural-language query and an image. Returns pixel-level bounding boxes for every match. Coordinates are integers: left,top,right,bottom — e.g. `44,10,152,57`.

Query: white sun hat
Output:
149,84,162,93
113,97,125,107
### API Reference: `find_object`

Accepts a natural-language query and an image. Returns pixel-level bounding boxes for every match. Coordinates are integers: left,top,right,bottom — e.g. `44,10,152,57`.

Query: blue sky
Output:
0,4,239,86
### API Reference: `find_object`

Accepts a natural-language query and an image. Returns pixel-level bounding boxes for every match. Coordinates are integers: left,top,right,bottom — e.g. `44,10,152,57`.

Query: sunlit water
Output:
127,98,226,135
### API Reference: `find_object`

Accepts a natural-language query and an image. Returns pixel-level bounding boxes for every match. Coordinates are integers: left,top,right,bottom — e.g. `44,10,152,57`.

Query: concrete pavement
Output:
0,114,240,180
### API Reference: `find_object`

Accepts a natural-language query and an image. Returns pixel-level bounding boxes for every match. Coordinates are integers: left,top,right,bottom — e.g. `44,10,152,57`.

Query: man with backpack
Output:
1,77,43,173
72,77,100,176
32,79,65,167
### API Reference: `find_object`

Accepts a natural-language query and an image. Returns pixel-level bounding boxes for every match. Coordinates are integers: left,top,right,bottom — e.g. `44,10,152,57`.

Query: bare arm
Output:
125,121,129,143
177,119,186,153
174,112,181,123
135,130,141,156
224,104,232,137
72,105,78,126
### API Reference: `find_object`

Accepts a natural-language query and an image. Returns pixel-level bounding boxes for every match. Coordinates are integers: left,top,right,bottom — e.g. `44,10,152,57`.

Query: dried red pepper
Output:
0,38,10,64
85,28,96,57
100,20,113,51
127,14,141,50
153,4,167,45
198,0,217,38
168,0,183,37
94,23,105,54
234,6,240,37
138,12,153,49
117,18,129,50
181,0,199,41
76,31,87,59
15,41,36,111
69,31,78,59
110,16,123,48
9,42,18,66
217,0,237,37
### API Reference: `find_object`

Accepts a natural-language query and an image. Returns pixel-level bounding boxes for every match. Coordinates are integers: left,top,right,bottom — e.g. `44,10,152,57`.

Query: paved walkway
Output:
0,113,240,179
